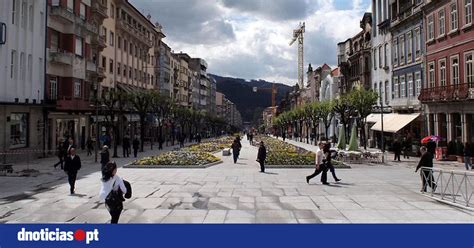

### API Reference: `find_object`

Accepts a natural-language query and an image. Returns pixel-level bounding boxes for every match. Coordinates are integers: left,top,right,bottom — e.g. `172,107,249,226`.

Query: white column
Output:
433,114,439,136
461,113,468,143
446,113,452,142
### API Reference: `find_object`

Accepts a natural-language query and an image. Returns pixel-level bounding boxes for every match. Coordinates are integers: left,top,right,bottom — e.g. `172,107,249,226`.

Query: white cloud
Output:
130,0,371,85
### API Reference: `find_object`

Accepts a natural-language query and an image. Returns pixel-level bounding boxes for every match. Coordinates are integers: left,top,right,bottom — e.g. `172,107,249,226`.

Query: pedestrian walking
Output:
392,139,402,162
415,146,437,193
132,137,140,158
66,138,75,156
257,141,267,173
122,135,130,158
54,141,66,169
282,132,286,141
306,142,329,185
99,162,127,224
86,137,94,156
100,145,110,170
464,143,473,170
64,148,81,195
231,137,242,164
402,137,411,159
325,143,341,182
158,135,164,150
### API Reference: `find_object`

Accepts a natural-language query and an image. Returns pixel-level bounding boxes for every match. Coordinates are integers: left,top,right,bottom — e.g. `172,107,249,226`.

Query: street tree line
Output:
96,89,228,157
272,86,378,149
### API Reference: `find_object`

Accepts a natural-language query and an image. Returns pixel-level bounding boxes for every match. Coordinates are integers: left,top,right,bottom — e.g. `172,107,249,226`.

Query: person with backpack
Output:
99,162,129,224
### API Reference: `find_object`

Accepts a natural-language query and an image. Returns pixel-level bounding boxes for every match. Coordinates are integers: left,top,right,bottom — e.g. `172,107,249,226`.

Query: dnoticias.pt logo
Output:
17,228,99,244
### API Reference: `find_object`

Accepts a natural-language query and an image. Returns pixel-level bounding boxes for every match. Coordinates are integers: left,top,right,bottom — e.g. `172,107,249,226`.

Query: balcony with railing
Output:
91,35,106,49
116,19,153,48
48,49,74,65
50,6,98,34
91,0,108,19
419,83,474,103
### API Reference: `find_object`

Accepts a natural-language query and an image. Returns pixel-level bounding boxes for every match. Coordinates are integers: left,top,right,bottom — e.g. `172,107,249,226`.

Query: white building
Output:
0,0,46,161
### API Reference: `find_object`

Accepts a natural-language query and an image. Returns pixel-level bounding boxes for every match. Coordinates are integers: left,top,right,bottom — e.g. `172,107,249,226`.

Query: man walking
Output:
132,137,140,158
122,135,131,158
306,142,329,185
64,148,81,195
231,137,242,164
392,139,402,162
257,141,267,173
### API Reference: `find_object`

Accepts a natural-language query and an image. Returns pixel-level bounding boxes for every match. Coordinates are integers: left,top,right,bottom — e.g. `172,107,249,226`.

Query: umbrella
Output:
421,135,443,143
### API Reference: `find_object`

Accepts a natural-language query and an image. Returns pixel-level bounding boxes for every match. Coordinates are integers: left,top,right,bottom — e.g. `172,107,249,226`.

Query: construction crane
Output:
289,22,305,89
253,83,278,108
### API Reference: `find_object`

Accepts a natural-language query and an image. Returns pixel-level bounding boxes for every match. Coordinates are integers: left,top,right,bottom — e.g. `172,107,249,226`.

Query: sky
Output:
130,0,371,85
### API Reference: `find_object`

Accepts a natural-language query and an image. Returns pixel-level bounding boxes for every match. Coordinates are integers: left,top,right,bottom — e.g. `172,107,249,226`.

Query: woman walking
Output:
231,137,242,164
415,146,437,192
99,162,127,224
257,141,267,173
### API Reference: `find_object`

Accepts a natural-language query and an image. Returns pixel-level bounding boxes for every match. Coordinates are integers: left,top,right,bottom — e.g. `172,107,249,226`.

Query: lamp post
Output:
380,93,385,163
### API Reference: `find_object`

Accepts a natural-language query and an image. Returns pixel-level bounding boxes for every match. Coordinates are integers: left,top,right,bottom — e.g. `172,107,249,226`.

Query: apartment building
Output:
0,0,46,160
189,58,211,113
420,0,474,144
173,52,192,107
158,41,172,97
46,0,106,150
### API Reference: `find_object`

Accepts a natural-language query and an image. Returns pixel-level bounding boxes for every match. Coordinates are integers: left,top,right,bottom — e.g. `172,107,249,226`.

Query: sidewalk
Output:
276,137,467,171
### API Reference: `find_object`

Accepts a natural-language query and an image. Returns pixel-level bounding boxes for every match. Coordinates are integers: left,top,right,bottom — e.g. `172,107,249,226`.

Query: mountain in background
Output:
210,74,294,124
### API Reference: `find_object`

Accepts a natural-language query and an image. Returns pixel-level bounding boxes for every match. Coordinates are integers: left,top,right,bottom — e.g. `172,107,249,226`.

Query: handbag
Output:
105,180,124,212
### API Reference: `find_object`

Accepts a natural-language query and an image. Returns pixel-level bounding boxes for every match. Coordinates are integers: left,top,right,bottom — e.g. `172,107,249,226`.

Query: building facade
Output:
173,52,192,107
189,58,211,113
46,0,106,151
420,0,474,145
0,0,47,161
158,41,171,97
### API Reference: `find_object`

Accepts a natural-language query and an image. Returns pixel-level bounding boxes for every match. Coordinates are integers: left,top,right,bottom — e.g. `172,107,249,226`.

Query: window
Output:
428,62,435,88
415,72,422,96
12,0,17,25
109,59,114,73
385,81,389,104
27,54,32,82
50,78,57,100
52,0,59,6
466,51,474,86
373,48,377,70
117,63,121,75
393,77,399,99
67,0,74,12
10,50,17,79
102,27,107,42
118,36,121,49
408,74,413,97
130,44,133,54
415,28,421,58
378,46,382,68
19,52,25,81
74,80,81,97
21,1,27,29
75,37,84,57
9,113,28,148
123,66,127,77
102,56,106,69
109,31,114,46
400,75,406,98
29,5,33,31
439,59,447,86
384,43,388,68
400,35,405,64
124,40,127,52
110,4,115,18
407,31,412,63
451,56,460,85
129,67,132,78
428,15,434,40
80,3,86,20
465,0,473,26
451,3,458,31
393,38,399,65
439,10,446,36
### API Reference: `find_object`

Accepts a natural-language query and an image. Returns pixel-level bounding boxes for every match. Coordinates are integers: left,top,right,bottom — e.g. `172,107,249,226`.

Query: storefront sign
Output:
0,22,6,45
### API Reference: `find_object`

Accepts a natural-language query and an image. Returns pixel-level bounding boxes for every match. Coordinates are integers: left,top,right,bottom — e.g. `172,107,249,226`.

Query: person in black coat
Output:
100,145,110,169
231,138,242,164
122,135,130,158
392,139,402,162
64,148,81,195
132,138,140,158
257,141,267,173
54,141,66,169
415,146,437,192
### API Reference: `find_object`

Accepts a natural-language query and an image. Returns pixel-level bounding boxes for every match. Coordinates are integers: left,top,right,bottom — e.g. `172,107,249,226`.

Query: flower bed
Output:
184,136,234,153
131,151,220,167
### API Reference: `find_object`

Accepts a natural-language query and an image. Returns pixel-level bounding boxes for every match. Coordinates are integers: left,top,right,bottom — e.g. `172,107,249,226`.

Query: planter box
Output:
123,160,223,169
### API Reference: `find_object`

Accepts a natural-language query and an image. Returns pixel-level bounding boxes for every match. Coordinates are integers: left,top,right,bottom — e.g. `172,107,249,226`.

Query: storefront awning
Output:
366,113,382,123
371,113,420,133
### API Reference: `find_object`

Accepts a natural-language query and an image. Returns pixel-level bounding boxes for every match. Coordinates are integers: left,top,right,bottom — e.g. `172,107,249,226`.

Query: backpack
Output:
123,180,132,199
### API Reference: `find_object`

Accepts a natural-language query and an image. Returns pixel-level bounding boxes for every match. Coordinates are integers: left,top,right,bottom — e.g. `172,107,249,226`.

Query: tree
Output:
130,91,153,152
101,89,129,158
319,100,335,141
333,95,355,142
348,87,378,149
307,102,322,145
151,92,173,144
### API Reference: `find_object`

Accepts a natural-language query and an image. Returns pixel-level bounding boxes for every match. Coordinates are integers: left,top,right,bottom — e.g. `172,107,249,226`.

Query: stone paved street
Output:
0,139,473,224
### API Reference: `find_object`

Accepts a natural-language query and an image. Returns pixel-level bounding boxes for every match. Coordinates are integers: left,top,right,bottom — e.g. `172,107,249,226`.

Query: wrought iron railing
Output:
420,167,473,210
419,83,473,102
